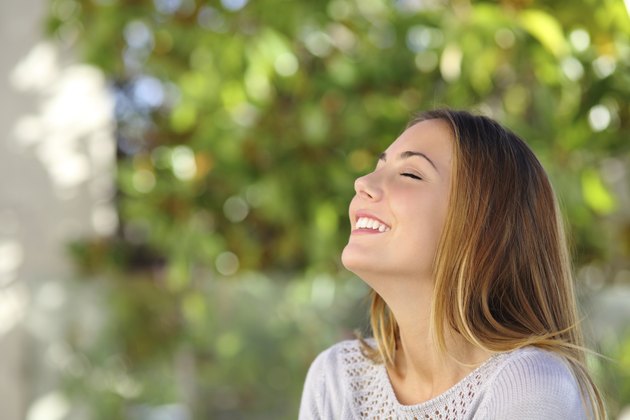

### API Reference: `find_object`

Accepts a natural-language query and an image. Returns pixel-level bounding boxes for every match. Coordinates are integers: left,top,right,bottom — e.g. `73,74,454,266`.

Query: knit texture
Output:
299,340,587,420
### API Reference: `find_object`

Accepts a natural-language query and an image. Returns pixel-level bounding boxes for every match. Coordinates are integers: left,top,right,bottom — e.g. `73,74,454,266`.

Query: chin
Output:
340,246,356,271
341,246,384,282
341,243,365,270
341,246,366,276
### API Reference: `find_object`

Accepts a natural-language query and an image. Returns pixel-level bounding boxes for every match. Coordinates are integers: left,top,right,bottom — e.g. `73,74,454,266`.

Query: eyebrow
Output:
378,150,438,171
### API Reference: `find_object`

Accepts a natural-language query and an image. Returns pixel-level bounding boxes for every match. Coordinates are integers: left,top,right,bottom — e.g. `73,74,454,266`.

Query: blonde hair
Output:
362,109,605,419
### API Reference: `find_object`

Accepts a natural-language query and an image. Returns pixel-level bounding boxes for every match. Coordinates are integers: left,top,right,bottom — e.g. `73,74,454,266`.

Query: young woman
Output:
299,109,605,419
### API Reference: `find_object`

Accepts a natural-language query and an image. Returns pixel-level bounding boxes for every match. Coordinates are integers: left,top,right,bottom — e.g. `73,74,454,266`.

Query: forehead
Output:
385,119,454,168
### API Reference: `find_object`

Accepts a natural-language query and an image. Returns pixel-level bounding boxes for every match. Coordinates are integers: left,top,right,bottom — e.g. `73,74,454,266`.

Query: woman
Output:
299,109,605,419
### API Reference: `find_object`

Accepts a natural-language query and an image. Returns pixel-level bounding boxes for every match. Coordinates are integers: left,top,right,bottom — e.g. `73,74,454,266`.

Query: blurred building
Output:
0,0,114,419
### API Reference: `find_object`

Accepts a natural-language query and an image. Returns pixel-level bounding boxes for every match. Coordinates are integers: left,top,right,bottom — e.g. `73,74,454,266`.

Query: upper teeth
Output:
355,217,390,232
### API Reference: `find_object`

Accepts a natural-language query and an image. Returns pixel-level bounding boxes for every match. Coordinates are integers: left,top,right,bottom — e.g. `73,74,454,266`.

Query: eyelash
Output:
401,172,422,180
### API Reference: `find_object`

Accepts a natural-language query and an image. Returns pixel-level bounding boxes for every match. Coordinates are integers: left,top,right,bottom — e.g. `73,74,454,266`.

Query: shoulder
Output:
491,346,578,385
305,339,370,377
477,347,587,419
299,339,376,420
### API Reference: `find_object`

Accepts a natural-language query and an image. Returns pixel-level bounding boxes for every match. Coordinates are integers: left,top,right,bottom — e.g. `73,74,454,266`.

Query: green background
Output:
46,0,630,418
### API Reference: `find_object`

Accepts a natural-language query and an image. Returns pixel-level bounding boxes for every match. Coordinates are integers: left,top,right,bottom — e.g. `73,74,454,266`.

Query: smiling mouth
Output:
354,216,391,232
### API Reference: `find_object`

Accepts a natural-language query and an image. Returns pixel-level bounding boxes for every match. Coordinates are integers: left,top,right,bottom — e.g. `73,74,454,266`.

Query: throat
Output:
385,346,491,405
386,363,459,405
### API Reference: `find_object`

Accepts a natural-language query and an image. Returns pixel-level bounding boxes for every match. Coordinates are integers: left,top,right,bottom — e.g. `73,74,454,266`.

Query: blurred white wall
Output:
0,0,115,418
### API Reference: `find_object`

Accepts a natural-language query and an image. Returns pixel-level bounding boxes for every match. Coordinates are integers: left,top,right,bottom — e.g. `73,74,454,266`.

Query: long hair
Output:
363,109,605,419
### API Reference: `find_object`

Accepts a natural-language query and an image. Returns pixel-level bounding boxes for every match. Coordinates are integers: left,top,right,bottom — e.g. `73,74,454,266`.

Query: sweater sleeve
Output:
298,349,326,420
475,349,588,420
299,343,344,420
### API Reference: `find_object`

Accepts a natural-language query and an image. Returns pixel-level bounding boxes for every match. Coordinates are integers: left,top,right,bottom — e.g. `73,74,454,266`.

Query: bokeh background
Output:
1,0,630,419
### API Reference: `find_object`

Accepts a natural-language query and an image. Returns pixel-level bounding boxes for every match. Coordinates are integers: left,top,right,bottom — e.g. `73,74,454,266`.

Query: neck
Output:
375,276,492,404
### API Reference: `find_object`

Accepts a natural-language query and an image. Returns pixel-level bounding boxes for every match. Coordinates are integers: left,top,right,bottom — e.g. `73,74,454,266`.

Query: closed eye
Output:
401,172,422,180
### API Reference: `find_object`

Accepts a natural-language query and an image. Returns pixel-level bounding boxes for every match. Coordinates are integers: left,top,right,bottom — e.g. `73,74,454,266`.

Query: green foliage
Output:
61,271,366,419
47,0,630,417
590,325,630,415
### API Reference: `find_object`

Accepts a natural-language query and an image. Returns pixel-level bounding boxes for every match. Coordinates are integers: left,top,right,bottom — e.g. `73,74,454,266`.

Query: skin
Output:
341,119,492,405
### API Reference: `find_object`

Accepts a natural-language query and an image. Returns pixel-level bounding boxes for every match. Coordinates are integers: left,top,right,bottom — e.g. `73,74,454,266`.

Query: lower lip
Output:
351,228,387,235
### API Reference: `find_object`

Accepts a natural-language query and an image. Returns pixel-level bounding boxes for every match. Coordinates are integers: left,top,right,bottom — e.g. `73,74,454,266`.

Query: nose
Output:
354,173,382,201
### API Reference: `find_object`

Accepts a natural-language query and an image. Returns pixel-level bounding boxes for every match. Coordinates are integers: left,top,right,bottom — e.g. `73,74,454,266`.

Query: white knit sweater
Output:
299,340,587,419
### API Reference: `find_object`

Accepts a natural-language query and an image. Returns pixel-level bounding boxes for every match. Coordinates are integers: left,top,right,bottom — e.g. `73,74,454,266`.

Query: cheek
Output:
403,195,448,247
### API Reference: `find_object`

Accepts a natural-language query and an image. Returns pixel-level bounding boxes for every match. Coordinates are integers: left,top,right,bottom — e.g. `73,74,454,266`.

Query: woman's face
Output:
341,119,453,287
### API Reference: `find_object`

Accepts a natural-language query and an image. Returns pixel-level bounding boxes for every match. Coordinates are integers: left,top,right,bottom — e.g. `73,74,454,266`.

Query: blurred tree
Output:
46,0,630,418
